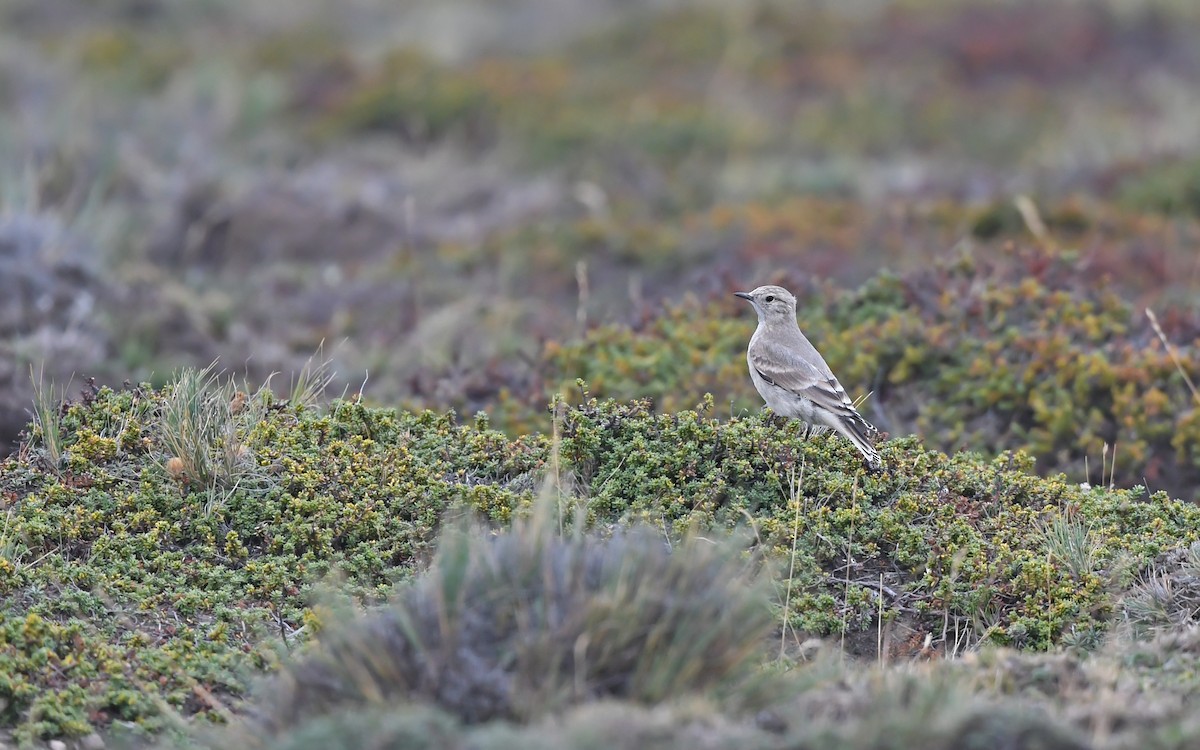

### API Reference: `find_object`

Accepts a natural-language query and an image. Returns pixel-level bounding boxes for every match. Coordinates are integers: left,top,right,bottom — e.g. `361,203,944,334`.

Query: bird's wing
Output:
749,338,872,427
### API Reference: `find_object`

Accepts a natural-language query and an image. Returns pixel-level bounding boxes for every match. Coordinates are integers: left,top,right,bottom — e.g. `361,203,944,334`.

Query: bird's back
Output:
751,320,834,380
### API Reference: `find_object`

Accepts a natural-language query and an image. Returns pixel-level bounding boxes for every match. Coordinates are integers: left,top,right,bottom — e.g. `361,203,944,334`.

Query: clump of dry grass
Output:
28,365,67,474
229,649,1095,750
289,346,336,409
1043,514,1102,581
1119,542,1200,639
156,362,272,509
246,506,778,738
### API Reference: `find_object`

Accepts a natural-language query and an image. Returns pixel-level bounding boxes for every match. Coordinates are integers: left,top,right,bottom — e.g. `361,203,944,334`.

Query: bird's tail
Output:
824,409,882,470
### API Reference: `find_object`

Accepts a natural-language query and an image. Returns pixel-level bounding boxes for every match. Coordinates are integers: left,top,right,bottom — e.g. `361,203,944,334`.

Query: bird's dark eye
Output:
765,295,775,303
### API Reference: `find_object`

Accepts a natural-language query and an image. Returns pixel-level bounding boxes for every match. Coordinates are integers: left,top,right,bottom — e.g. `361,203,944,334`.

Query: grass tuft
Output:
247,506,778,737
290,346,336,410
156,363,271,507
28,366,67,474
1120,542,1200,639
1043,514,1101,581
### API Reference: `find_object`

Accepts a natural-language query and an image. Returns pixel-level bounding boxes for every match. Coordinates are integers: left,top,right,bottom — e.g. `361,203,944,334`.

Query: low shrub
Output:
539,246,1200,500
5,371,1200,741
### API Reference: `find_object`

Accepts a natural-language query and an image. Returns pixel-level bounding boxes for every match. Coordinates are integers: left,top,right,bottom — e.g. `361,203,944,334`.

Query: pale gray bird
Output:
734,285,882,469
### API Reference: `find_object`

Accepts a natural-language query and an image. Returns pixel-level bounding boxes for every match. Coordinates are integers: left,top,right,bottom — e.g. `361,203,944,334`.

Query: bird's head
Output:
734,285,797,325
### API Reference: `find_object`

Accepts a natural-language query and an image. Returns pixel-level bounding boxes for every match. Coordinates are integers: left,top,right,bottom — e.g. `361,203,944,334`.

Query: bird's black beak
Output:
733,292,752,301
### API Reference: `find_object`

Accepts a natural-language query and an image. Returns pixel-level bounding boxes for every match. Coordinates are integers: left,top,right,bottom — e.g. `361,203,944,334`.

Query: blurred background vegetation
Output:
4,0,1200,496
5,0,1200,746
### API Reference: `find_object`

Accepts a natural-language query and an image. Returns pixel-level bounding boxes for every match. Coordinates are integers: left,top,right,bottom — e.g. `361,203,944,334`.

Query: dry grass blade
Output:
290,345,336,409
1146,307,1200,408
1015,194,1055,250
28,365,67,474
1120,542,1200,639
780,460,806,661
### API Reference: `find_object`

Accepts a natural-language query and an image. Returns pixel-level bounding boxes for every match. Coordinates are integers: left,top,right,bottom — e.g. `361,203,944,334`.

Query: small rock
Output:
48,741,67,750
81,734,106,750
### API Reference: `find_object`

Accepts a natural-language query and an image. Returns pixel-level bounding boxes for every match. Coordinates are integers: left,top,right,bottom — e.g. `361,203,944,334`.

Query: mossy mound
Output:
0,383,546,743
540,245,1200,500
2,377,1200,742
557,396,1199,650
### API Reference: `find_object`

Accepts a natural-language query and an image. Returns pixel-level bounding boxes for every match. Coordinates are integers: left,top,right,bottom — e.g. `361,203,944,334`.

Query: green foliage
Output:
786,671,1091,750
555,396,1200,650
1042,514,1101,581
0,377,545,741
245,706,463,750
540,246,1200,500
969,199,1091,239
944,630,1200,750
5,368,1200,742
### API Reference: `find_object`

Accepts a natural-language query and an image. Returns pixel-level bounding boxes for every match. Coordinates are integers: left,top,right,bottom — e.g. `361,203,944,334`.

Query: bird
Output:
734,285,882,470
